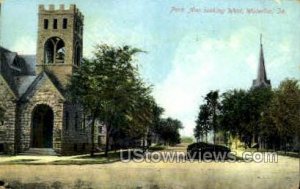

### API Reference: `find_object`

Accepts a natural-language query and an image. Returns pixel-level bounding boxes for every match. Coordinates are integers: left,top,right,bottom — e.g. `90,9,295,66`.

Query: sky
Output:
0,0,299,137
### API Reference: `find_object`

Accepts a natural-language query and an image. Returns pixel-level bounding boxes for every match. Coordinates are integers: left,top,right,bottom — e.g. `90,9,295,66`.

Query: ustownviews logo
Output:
120,150,278,163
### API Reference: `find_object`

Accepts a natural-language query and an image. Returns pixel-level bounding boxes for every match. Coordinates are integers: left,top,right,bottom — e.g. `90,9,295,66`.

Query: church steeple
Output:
252,34,271,89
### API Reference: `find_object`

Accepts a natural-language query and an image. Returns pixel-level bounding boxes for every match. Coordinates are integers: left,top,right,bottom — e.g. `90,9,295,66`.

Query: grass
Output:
2,143,297,165
0,143,249,165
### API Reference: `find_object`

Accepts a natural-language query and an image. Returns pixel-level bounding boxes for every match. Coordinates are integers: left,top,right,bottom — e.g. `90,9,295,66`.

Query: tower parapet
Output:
38,4,84,21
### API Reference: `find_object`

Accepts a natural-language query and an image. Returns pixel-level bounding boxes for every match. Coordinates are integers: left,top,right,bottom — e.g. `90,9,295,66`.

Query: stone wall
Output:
0,77,17,154
18,76,64,153
61,103,92,155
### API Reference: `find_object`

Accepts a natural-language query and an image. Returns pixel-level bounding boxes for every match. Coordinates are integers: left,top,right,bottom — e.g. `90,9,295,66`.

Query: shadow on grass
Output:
8,159,37,163
52,151,127,165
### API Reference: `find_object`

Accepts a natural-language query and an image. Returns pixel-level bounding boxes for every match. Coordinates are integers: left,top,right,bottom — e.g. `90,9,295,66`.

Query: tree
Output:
194,104,210,142
111,88,154,150
159,118,183,146
265,79,300,151
219,88,273,148
247,87,273,148
68,44,147,156
219,89,248,148
205,90,220,144
147,102,165,146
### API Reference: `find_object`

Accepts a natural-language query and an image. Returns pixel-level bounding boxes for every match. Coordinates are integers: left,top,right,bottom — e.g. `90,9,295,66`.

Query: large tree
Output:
68,44,149,156
264,79,300,151
159,118,183,146
219,89,248,148
147,101,165,146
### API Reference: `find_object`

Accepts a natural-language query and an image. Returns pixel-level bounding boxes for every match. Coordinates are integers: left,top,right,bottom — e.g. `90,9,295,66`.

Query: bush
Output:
187,142,231,160
148,145,166,151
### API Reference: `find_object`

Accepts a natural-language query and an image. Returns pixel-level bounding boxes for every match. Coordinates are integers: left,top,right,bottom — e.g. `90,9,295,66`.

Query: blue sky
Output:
1,0,299,136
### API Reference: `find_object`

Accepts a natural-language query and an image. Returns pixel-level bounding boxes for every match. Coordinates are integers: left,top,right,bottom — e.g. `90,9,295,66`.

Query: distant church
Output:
0,4,94,155
250,35,272,149
251,35,271,89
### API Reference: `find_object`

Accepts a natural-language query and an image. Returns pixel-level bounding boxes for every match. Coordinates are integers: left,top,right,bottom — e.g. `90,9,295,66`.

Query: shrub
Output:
187,142,231,160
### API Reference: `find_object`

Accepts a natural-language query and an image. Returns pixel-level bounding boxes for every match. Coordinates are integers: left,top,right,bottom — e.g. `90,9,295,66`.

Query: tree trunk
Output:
104,123,110,157
90,111,97,157
213,132,216,145
104,116,113,157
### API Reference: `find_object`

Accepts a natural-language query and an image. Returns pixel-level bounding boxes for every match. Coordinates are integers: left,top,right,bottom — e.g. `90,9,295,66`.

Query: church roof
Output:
1,46,37,97
251,35,271,89
0,46,36,76
0,46,65,100
19,72,65,102
18,55,36,75
15,75,37,97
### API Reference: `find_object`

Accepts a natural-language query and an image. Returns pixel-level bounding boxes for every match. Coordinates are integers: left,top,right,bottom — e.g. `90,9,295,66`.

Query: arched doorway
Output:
31,104,54,148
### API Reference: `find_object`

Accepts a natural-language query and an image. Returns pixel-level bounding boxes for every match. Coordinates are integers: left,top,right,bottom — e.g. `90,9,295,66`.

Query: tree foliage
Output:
194,104,210,142
262,79,300,150
159,117,183,146
194,90,220,144
196,79,299,151
68,44,183,156
68,44,152,156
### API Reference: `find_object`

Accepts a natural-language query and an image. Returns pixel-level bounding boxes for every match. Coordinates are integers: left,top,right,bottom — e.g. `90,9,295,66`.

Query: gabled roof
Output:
0,46,37,98
18,55,36,75
0,75,17,100
14,75,37,97
4,52,20,71
19,72,65,102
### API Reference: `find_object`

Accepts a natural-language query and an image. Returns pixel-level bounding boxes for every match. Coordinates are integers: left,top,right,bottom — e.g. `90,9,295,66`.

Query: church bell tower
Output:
36,4,83,87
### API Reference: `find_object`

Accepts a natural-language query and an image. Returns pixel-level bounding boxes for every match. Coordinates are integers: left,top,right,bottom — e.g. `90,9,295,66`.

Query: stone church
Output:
0,4,93,155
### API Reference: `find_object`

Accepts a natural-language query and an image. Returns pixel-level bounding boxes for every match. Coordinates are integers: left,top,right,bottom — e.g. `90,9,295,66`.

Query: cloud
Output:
153,28,265,136
83,18,153,58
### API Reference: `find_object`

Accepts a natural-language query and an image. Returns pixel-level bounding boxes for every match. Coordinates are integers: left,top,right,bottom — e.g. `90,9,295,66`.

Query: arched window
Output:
44,37,65,64
74,43,81,66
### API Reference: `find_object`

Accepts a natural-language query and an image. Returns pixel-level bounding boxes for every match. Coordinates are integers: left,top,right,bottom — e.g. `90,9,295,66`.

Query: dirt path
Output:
0,155,299,189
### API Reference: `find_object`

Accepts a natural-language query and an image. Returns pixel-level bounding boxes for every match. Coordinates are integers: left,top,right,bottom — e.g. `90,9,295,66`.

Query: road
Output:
0,148,299,189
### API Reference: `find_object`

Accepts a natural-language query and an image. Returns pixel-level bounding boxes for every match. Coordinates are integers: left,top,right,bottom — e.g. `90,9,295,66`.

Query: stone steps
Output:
20,148,57,156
